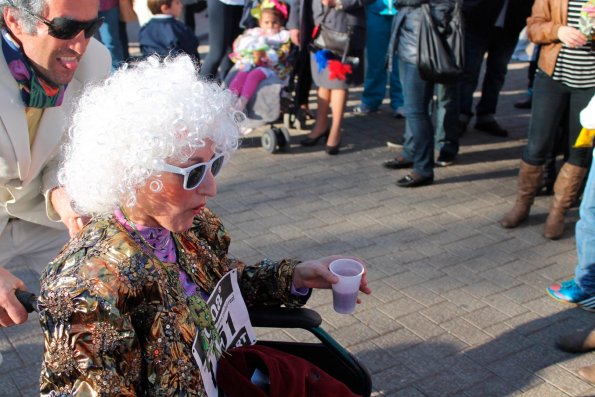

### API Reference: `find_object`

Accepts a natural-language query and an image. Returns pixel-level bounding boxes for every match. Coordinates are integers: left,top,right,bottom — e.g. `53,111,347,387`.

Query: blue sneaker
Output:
547,279,595,311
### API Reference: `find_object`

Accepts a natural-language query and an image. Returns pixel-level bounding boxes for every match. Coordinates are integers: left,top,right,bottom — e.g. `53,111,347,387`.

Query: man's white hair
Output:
59,55,242,215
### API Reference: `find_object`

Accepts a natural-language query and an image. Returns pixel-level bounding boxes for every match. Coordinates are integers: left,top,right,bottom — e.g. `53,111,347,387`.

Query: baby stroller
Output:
16,290,372,396
224,45,309,154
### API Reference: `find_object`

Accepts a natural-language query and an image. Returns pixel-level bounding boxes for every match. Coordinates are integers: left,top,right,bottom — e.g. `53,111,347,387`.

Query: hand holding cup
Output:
292,255,371,312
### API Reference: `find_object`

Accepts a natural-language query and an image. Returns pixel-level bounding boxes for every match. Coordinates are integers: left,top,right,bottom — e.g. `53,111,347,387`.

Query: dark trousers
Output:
459,26,519,118
523,71,594,168
199,0,243,80
434,82,459,157
119,21,129,61
399,60,435,178
294,46,313,107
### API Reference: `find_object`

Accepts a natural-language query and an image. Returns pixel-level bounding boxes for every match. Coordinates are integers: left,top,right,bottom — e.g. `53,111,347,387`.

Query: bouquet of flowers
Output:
579,0,595,36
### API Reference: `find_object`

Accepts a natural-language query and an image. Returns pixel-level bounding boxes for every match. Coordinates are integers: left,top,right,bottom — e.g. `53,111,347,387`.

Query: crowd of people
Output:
2,0,595,393
0,0,371,395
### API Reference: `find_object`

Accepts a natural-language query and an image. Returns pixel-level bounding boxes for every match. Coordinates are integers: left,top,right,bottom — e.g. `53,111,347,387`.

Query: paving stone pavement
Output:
2,61,595,397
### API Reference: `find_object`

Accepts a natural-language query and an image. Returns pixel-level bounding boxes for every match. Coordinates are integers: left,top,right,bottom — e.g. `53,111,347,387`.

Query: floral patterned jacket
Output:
38,208,307,396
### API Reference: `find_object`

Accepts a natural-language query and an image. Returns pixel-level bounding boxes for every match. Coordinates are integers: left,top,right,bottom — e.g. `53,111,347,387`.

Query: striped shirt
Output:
552,0,595,88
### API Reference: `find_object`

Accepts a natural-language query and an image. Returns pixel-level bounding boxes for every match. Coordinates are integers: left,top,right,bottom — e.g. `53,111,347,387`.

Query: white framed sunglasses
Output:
155,153,226,190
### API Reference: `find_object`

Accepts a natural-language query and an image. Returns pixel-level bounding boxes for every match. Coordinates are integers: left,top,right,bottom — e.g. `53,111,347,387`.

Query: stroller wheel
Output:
261,129,279,153
277,127,291,152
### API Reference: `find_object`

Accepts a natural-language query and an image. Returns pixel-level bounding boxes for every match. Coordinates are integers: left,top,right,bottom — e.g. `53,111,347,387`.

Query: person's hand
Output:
290,28,300,47
293,256,372,302
50,187,89,238
322,0,336,7
558,26,588,48
0,267,28,327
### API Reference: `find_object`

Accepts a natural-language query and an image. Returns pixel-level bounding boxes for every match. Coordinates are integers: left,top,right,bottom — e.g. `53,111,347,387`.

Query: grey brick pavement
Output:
2,61,595,396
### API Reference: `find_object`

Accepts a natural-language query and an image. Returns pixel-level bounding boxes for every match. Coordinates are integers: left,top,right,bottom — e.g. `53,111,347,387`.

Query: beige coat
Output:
527,0,568,77
0,38,111,236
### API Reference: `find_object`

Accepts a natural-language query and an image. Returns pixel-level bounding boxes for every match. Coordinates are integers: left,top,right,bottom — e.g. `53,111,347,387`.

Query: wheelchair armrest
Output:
248,306,322,329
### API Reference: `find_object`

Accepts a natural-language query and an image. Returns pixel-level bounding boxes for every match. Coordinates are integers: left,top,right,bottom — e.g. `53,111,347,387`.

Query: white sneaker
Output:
353,103,379,114
386,139,404,148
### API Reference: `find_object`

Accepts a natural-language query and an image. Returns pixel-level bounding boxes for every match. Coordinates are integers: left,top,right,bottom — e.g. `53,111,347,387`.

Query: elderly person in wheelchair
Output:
37,55,370,396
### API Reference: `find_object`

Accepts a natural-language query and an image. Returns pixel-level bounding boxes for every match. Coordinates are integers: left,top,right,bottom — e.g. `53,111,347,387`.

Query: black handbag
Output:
417,1,464,84
311,8,353,60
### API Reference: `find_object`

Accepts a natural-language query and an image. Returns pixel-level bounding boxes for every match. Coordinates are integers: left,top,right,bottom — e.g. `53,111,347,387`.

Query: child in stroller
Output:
226,0,301,152
228,0,291,111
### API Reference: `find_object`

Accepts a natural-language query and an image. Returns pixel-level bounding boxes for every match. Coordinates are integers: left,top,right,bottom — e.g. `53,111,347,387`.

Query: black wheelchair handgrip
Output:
248,306,322,329
14,290,39,313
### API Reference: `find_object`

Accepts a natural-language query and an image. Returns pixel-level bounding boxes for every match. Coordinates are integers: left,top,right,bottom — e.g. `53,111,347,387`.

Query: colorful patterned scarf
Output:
1,29,67,108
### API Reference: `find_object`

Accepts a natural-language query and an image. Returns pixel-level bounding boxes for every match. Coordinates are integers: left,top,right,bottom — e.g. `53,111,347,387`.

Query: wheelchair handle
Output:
15,289,39,313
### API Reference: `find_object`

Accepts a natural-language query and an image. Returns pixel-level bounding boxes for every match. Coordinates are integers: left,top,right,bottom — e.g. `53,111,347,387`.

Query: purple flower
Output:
8,60,30,81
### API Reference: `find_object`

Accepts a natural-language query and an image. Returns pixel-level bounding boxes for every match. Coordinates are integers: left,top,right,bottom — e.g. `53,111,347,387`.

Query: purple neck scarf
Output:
114,208,176,263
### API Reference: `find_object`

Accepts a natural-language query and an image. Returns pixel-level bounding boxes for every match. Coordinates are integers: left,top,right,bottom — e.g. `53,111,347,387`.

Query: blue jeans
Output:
434,83,459,157
459,26,518,118
98,7,124,70
361,10,403,111
575,152,595,294
399,60,434,178
523,71,593,167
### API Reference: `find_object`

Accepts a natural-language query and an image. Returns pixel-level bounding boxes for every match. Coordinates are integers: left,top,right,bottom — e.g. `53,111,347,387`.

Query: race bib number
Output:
191,269,257,397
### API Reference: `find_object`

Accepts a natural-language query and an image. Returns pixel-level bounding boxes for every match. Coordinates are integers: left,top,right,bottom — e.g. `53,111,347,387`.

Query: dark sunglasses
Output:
155,154,226,190
16,5,104,40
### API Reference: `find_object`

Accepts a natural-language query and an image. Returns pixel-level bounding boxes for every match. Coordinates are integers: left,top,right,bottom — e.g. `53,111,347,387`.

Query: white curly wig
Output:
59,55,242,215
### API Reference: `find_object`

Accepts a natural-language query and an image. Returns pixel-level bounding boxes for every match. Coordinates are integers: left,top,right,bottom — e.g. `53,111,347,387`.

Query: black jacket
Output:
463,0,534,37
390,0,457,65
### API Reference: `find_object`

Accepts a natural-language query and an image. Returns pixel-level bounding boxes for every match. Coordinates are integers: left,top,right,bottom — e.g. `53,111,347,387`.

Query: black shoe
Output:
300,129,329,147
326,144,340,155
436,153,456,167
382,156,413,169
396,173,434,188
514,97,532,109
475,120,509,137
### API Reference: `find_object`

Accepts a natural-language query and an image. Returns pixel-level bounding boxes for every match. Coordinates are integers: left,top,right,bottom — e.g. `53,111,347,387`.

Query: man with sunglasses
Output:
0,0,111,329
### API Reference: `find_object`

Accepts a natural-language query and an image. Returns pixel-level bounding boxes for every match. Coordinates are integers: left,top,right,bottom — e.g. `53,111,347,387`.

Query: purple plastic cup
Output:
329,259,364,314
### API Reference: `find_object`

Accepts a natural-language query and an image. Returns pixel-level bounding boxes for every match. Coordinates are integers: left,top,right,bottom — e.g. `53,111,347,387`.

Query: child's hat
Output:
251,0,288,21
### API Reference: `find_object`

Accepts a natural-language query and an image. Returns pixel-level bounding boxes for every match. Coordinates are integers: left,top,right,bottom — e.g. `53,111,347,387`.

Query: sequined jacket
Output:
38,208,307,396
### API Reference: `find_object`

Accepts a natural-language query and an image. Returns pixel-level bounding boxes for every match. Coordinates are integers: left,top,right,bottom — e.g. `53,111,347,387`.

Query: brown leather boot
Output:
578,364,595,385
543,163,588,240
556,328,595,353
499,161,543,228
